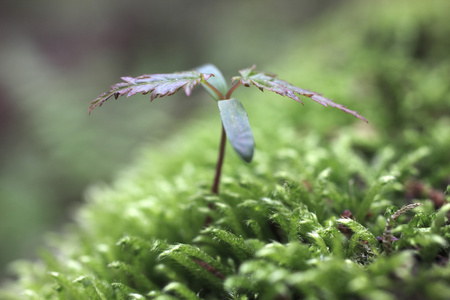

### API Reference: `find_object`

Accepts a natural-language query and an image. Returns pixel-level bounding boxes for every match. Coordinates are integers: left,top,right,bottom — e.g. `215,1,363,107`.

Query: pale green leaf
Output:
196,64,228,100
218,98,254,163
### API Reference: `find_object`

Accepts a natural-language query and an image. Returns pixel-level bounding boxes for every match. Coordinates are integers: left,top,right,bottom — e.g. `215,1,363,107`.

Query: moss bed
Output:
1,1,449,299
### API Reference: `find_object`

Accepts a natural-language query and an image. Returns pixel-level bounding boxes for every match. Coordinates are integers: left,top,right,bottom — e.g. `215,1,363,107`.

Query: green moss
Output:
2,0,449,299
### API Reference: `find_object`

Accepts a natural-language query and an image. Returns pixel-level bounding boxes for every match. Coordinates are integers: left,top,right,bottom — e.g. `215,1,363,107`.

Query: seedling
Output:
89,64,367,194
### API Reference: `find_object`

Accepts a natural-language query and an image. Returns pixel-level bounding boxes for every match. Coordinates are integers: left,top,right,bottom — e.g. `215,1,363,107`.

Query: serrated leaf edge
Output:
233,65,368,123
89,71,214,114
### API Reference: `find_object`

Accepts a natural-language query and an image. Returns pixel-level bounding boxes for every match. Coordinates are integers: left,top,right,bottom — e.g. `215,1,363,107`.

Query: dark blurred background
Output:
0,0,343,279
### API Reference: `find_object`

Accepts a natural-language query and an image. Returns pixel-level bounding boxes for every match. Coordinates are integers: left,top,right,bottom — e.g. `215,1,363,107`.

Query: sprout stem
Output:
211,125,227,194
226,82,242,99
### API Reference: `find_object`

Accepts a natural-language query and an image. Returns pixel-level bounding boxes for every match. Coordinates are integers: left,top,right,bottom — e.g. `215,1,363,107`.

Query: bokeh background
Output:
0,0,346,280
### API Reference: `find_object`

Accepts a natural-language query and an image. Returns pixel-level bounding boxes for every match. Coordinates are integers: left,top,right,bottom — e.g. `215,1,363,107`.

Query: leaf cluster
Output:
88,63,367,165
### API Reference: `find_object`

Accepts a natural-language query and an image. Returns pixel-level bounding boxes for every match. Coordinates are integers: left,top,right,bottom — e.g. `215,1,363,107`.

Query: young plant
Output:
89,64,367,194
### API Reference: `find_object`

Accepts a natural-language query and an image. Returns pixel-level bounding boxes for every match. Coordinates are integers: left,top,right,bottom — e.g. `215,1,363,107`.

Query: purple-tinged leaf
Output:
218,98,254,163
89,71,214,114
232,65,368,123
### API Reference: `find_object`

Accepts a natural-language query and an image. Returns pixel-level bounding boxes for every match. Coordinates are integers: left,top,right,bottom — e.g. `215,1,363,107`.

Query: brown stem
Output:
211,124,227,194
204,124,226,227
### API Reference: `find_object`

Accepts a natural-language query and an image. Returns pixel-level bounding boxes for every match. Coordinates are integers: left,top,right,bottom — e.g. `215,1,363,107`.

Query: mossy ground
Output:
1,1,449,299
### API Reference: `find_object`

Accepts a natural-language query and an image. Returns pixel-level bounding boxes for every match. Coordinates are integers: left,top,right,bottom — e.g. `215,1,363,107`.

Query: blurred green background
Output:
0,0,345,280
